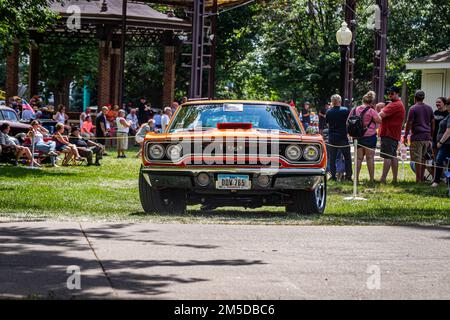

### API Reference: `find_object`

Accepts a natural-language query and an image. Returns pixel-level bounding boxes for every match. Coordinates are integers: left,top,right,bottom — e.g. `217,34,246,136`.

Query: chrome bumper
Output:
141,167,325,176
141,167,325,191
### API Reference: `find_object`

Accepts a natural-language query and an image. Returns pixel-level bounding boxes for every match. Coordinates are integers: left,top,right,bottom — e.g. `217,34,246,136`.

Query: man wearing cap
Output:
69,127,104,166
379,86,406,184
403,90,434,182
301,102,311,130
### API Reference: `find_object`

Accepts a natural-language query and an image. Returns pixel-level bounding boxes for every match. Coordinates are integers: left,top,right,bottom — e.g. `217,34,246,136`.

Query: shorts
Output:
55,145,68,152
410,140,431,163
117,132,128,150
357,135,377,149
380,136,399,159
135,136,145,144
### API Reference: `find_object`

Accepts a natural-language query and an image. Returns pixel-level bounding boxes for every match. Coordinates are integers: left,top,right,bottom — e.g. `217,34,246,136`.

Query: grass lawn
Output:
0,147,449,225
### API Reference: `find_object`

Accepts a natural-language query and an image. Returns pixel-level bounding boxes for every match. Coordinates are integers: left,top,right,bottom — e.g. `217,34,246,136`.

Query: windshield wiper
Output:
172,127,214,133
255,128,292,134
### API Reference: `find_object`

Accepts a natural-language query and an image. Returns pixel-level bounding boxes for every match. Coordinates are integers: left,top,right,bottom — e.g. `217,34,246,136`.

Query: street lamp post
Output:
336,22,353,107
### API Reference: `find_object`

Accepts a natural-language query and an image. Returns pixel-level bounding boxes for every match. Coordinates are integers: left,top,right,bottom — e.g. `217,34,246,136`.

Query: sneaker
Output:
431,182,439,187
94,162,101,166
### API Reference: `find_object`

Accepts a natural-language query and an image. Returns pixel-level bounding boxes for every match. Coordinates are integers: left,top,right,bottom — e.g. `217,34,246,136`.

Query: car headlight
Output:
303,145,320,161
285,144,302,161
166,144,183,161
148,144,165,160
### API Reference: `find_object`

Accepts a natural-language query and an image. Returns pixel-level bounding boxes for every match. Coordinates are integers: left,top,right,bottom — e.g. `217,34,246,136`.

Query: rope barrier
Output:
325,141,448,170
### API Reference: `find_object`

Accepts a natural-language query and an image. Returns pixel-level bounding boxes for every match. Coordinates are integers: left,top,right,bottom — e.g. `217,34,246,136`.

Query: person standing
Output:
80,108,91,128
153,110,162,131
137,98,149,125
95,106,109,144
53,104,69,131
326,94,352,181
349,91,382,183
318,103,330,134
431,98,450,187
301,102,311,130
379,86,406,184
116,109,132,158
126,108,139,136
432,97,449,158
403,90,434,182
161,107,172,132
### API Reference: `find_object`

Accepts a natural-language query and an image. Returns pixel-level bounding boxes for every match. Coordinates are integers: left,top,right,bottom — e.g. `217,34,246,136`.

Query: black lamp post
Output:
336,21,353,107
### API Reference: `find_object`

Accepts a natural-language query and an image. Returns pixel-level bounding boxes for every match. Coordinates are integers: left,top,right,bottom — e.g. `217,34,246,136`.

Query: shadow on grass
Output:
0,166,77,178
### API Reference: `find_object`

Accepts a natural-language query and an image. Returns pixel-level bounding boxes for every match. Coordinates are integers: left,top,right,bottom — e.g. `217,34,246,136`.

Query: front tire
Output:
139,170,187,214
286,176,327,216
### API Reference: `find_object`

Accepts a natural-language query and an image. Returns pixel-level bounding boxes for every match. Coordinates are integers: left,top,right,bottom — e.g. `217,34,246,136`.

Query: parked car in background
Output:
139,100,327,216
0,106,31,135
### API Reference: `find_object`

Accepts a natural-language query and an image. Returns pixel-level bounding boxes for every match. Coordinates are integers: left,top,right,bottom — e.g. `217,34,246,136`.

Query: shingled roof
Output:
51,0,189,27
406,50,450,70
143,0,251,7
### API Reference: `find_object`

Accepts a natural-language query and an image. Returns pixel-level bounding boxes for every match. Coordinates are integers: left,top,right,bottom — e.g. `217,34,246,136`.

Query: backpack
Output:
346,106,373,138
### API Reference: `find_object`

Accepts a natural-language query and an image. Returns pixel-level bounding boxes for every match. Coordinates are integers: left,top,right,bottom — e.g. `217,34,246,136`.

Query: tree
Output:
39,44,98,108
0,0,59,49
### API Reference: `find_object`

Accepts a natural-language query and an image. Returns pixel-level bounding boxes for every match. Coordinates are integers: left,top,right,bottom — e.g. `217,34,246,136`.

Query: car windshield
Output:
0,110,18,121
169,103,302,133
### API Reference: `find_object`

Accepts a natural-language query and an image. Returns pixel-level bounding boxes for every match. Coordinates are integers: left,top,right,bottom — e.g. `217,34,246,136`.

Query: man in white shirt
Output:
126,108,139,135
161,107,172,132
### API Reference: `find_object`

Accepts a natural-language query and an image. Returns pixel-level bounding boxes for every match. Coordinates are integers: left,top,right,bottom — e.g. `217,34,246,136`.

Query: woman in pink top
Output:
351,91,382,183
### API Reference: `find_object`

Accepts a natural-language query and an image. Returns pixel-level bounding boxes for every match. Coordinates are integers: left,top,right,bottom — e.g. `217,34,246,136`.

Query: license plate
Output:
216,174,251,190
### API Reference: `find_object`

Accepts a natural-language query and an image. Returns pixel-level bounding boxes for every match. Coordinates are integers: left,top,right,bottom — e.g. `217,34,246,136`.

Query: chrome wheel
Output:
315,176,326,211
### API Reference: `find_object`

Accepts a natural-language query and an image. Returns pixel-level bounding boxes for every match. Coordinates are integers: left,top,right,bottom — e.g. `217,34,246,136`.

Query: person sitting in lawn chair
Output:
53,123,84,166
28,120,58,167
0,123,40,167
69,127,104,166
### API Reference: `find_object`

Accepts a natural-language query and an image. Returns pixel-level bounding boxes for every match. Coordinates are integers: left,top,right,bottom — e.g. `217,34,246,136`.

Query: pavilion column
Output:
98,40,112,108
163,44,176,108
28,43,40,99
110,44,122,107
5,41,20,100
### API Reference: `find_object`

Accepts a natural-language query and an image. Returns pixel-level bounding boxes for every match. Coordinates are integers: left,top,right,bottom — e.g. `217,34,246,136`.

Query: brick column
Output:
110,45,122,106
28,44,40,98
163,45,176,108
5,41,20,100
98,40,112,108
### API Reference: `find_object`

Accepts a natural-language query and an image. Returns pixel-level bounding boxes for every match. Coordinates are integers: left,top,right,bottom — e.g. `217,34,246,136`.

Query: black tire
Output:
286,176,327,216
139,170,187,214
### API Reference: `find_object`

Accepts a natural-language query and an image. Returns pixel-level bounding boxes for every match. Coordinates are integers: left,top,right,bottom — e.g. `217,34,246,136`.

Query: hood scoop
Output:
217,122,253,130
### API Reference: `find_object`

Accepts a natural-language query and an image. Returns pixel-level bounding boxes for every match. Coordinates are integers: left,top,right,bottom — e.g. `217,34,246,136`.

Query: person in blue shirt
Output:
153,110,162,130
325,94,353,181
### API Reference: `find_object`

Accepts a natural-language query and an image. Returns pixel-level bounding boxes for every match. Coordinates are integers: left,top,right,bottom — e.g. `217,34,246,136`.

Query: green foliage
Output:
0,0,59,49
124,46,165,106
214,0,450,108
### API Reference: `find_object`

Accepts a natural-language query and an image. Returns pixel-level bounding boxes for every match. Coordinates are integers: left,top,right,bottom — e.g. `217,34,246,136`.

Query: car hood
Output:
145,128,323,143
0,120,31,130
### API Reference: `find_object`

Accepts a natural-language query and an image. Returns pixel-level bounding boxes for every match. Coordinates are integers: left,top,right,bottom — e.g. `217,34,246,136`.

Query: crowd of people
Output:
298,87,450,187
0,96,183,167
2,92,449,189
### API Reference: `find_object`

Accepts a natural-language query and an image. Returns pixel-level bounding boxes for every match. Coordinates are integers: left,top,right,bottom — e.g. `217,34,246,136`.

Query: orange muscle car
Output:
139,100,327,215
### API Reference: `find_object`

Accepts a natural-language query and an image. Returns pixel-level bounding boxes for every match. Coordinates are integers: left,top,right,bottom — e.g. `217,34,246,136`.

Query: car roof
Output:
0,105,15,111
181,100,292,107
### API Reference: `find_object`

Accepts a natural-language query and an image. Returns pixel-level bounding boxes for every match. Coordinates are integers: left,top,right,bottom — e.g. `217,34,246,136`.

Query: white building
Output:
406,50,450,108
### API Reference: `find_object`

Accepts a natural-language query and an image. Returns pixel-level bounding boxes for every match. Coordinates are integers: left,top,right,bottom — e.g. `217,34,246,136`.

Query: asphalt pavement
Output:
0,222,449,299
